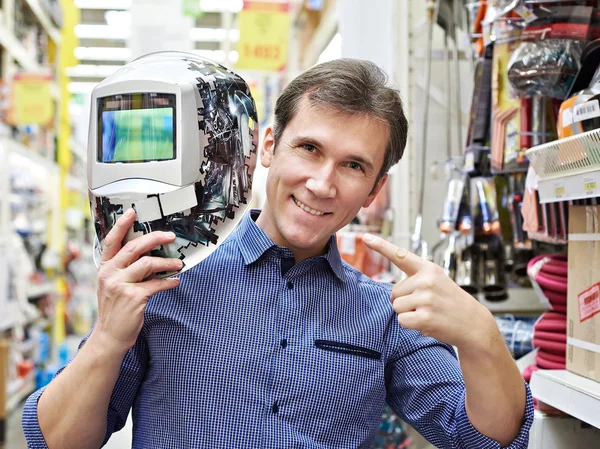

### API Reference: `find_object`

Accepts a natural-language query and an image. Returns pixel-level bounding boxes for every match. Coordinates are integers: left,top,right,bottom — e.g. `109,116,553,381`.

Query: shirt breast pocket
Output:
306,337,385,421
314,339,382,361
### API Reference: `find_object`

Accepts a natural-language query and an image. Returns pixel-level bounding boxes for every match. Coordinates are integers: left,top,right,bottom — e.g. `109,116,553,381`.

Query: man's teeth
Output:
293,197,325,216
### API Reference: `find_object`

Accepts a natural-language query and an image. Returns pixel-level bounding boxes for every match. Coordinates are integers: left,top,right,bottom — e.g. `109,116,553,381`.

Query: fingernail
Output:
125,208,134,218
164,231,175,239
396,248,408,258
363,233,375,243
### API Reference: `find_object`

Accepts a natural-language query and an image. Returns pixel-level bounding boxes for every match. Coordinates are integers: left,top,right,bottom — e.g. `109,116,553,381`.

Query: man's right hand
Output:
94,208,183,354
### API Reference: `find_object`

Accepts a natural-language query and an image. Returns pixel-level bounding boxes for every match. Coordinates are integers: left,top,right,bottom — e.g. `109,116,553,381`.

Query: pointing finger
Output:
362,234,426,276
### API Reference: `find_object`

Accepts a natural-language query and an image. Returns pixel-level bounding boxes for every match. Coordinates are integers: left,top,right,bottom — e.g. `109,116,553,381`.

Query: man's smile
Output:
291,195,330,216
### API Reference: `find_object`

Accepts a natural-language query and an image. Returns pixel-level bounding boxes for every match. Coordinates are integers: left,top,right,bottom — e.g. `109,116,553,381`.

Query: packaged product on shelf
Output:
507,6,593,99
567,205,600,383
490,23,530,172
558,39,600,138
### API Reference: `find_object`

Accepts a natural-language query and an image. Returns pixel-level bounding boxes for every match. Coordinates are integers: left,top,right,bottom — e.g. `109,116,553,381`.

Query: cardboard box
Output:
567,206,600,383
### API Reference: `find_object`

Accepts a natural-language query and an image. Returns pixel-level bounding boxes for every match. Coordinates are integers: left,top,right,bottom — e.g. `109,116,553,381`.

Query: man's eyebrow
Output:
289,135,322,148
289,135,375,172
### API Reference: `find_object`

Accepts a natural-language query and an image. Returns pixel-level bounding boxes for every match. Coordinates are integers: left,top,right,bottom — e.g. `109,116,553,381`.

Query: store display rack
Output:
6,370,35,414
23,0,61,44
0,0,60,97
479,288,546,314
526,129,600,204
530,370,600,430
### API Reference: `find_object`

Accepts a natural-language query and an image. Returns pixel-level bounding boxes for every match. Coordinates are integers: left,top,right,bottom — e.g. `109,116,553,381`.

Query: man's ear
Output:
362,174,388,208
261,126,275,168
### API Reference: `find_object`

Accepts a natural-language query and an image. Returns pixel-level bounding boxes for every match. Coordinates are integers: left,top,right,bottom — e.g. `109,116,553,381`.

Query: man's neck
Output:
255,206,328,263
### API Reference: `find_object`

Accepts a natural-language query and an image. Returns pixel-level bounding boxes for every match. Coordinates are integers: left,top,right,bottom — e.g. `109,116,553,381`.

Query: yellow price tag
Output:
236,1,290,71
10,73,54,125
554,186,565,197
584,179,597,196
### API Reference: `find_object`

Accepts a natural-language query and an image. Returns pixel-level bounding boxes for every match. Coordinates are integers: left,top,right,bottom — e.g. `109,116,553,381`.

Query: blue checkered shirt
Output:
23,210,534,448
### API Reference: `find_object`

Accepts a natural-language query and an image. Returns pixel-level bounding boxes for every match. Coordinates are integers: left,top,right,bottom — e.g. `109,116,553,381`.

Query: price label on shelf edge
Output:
584,178,597,196
554,182,565,199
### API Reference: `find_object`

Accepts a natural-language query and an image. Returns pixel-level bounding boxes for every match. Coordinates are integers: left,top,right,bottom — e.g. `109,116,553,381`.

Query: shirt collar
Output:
234,209,346,282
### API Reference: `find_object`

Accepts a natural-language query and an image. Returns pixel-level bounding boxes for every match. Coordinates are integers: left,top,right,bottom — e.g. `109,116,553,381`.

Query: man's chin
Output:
283,231,326,251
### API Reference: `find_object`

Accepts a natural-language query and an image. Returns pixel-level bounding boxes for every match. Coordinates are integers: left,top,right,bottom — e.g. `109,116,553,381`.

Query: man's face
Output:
257,96,389,259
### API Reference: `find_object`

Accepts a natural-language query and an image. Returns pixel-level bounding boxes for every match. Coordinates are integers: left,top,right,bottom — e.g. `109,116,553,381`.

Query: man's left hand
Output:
363,234,496,351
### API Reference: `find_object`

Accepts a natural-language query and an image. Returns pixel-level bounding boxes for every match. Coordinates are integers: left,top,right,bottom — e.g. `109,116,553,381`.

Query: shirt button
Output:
280,338,288,349
286,281,293,290
272,401,279,414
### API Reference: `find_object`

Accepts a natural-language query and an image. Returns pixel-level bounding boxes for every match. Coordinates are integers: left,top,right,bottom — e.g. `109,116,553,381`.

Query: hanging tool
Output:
452,0,464,157
412,0,437,259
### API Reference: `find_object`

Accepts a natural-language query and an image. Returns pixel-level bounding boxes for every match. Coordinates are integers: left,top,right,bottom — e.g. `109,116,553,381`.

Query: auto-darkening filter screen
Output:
100,107,175,163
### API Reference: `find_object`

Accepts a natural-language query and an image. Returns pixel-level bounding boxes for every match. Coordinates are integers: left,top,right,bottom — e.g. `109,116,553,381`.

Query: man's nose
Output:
306,176,336,199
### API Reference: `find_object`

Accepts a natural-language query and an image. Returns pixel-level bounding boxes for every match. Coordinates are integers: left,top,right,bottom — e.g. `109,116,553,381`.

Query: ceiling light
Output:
74,0,131,9
66,64,122,78
68,81,99,94
75,24,238,42
74,24,131,40
189,28,239,42
74,47,132,61
75,0,244,13
192,50,239,63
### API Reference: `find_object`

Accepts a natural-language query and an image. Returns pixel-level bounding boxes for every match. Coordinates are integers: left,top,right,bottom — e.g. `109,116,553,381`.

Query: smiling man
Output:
24,59,533,449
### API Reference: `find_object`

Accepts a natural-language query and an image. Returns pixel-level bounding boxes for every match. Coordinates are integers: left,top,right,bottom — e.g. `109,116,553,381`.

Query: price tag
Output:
514,5,538,23
483,22,493,47
573,100,600,123
554,183,565,199
464,151,474,172
236,1,290,71
340,233,356,255
584,178,597,196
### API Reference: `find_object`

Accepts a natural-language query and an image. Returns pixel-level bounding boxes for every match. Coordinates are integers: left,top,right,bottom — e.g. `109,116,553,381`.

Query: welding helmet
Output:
87,51,258,275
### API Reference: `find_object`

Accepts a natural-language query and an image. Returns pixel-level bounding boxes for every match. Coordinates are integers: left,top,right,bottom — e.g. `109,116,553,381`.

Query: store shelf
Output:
6,371,36,414
0,24,59,99
70,138,87,163
527,231,567,246
530,370,600,430
526,129,600,204
16,338,36,353
0,24,42,72
27,282,54,299
479,288,546,314
0,302,18,331
24,0,62,44
2,135,59,173
529,409,600,449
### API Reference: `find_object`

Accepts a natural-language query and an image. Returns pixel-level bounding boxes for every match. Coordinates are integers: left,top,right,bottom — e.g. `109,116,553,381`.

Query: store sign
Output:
236,1,290,71
182,0,204,18
11,73,53,125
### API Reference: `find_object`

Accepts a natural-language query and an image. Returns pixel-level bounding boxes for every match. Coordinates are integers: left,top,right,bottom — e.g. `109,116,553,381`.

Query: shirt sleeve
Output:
385,327,534,449
22,328,149,448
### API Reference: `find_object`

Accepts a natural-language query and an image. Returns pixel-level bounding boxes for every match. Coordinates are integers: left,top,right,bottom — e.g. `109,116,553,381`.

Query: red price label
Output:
244,44,281,60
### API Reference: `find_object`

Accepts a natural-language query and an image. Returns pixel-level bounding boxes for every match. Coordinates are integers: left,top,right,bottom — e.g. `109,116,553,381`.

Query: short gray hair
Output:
273,58,408,181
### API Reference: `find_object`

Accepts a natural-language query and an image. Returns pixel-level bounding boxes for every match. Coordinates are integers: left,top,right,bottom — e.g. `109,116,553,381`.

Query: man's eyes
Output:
347,161,365,172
